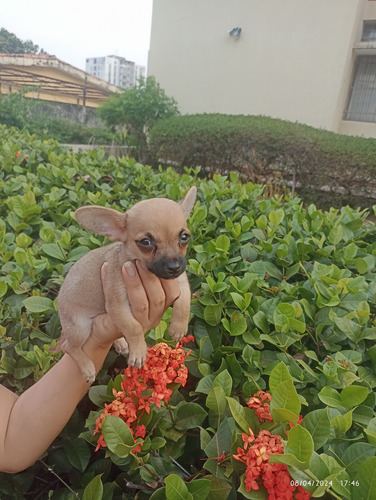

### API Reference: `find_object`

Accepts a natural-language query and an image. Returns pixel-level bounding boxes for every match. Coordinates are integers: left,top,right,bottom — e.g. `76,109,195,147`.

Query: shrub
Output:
98,76,179,163
1,125,376,499
149,113,376,209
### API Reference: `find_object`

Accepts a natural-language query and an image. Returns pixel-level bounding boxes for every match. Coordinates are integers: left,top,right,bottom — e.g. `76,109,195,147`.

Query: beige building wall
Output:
148,0,376,137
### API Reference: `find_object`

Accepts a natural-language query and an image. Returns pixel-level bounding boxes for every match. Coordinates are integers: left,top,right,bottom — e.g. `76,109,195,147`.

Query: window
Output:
362,21,376,42
345,55,376,122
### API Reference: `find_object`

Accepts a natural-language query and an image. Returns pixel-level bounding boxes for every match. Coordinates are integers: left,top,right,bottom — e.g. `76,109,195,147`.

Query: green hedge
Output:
149,114,376,209
1,125,376,499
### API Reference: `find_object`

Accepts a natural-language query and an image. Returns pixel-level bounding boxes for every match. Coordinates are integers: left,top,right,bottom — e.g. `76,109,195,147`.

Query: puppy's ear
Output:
179,186,197,219
74,206,127,241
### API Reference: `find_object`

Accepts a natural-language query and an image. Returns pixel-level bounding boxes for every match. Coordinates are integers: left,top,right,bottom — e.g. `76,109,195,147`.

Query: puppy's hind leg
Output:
60,315,96,383
114,337,129,356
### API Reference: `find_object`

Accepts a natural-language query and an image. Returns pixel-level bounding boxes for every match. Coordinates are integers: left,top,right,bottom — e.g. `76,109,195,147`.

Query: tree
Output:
98,76,179,162
0,28,46,54
0,89,36,129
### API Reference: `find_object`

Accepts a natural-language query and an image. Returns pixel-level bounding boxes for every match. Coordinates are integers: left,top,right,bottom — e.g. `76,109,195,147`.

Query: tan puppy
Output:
56,187,196,383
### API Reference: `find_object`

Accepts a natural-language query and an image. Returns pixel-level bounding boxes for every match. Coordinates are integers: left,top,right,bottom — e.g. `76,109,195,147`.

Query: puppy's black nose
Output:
166,261,181,276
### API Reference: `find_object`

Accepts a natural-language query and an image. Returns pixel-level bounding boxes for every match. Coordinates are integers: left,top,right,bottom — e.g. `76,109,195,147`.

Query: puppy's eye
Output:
180,233,190,244
138,238,153,248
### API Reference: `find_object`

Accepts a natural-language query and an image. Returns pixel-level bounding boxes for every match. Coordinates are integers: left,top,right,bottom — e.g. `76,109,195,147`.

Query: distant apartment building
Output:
135,64,146,83
86,55,145,89
148,0,376,139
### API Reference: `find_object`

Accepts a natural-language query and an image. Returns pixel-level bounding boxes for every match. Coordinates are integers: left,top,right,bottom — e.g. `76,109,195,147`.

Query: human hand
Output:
91,260,180,346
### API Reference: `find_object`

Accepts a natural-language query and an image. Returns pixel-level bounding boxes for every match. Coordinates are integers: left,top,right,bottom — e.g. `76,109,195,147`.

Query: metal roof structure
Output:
0,54,120,107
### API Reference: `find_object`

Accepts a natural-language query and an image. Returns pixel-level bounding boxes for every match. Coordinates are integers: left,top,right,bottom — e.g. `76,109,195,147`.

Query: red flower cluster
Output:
234,428,310,499
94,337,193,452
233,391,311,500
15,151,27,164
247,390,273,422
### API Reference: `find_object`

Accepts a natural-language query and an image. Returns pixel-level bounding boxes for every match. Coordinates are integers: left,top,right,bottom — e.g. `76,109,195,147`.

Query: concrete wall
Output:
148,0,376,136
33,101,102,127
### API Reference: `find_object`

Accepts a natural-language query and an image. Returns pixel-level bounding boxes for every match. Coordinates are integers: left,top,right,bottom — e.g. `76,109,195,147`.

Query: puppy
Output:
55,187,196,383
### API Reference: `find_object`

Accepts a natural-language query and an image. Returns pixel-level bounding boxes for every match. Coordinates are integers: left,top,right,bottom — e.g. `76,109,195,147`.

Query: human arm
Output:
0,261,180,473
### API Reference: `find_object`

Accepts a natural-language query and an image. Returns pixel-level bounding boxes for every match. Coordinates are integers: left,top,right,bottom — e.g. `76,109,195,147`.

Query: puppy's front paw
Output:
168,321,188,342
127,344,148,369
82,367,96,384
114,338,129,356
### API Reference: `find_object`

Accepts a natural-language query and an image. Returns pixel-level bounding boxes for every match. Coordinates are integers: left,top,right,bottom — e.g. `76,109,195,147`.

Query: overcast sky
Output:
1,0,153,70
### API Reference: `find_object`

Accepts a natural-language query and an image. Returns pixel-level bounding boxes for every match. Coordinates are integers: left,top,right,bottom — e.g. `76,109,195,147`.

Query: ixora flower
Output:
94,337,193,453
247,390,273,423
233,392,311,500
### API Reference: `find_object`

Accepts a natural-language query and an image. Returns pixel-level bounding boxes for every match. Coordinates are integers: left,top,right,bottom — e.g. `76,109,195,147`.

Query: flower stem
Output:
39,459,79,497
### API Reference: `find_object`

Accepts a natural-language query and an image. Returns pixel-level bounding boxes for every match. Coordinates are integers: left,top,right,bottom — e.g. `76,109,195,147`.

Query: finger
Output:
121,261,150,325
135,260,166,320
91,312,120,344
100,262,108,283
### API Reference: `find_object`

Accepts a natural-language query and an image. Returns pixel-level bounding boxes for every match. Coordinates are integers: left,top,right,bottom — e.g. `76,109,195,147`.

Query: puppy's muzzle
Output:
148,257,186,280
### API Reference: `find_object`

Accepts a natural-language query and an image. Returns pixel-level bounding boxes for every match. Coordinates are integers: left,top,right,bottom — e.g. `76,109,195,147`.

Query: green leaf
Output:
213,369,233,397
102,415,137,458
271,408,299,425
41,242,66,261
175,403,207,430
317,386,342,407
269,361,292,393
355,258,368,274
0,281,7,298
273,302,303,333
268,209,284,226
204,304,223,326
252,310,270,334
206,386,227,415
301,409,330,450
331,409,354,433
200,427,212,450
67,246,91,261
165,474,191,500
82,474,103,500
226,397,260,433
342,442,376,478
151,437,167,450
23,296,54,313
230,292,245,310
228,310,248,336
285,425,314,467
264,261,282,279
195,374,215,395
63,438,90,472
215,234,230,253
340,385,369,408
140,464,158,484
205,475,233,500
270,379,301,417
343,242,358,261
354,456,376,500
187,479,211,500
334,317,360,342
269,452,306,469
328,224,343,245
150,487,167,500
204,418,234,458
